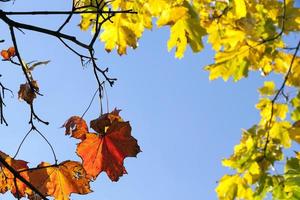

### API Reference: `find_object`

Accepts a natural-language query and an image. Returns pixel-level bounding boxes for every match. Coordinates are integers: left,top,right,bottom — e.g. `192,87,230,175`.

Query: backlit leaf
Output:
26,161,91,200
77,111,140,181
63,116,88,140
216,174,253,200
0,151,29,198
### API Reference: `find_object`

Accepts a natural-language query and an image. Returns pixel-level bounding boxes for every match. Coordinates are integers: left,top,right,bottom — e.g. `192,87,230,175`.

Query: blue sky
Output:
0,1,276,199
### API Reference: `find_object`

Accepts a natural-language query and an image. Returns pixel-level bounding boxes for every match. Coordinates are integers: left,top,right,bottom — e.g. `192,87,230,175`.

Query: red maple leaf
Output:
65,110,141,181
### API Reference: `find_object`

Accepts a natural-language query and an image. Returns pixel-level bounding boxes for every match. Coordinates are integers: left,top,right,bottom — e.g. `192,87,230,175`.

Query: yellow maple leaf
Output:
100,14,140,55
269,121,292,148
233,0,247,19
26,161,91,200
167,18,205,58
216,174,253,200
156,6,188,27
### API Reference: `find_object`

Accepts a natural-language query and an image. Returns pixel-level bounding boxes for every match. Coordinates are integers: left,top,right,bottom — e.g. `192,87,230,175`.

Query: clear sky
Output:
0,1,273,199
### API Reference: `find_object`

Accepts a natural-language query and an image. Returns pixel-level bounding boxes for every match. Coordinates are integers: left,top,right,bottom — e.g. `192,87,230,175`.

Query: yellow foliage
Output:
205,45,250,81
216,175,253,200
167,17,205,58
289,121,300,144
269,121,292,148
75,0,300,199
100,14,139,55
256,98,288,125
156,6,188,26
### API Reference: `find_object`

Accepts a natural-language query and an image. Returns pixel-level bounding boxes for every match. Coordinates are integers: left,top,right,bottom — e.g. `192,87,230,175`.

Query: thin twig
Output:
58,38,91,60
35,128,58,164
81,88,99,118
13,128,33,159
0,81,12,126
19,163,58,173
29,104,49,126
103,82,109,113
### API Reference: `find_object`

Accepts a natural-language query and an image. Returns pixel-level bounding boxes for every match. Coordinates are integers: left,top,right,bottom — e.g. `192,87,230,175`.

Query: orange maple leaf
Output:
63,116,88,140
76,110,141,181
0,151,29,198
25,161,91,200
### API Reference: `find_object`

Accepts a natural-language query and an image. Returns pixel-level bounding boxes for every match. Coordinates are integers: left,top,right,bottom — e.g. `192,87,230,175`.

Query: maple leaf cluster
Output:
0,110,140,199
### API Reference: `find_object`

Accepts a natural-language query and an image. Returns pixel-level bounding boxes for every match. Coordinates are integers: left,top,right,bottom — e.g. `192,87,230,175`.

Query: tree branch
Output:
0,155,49,200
